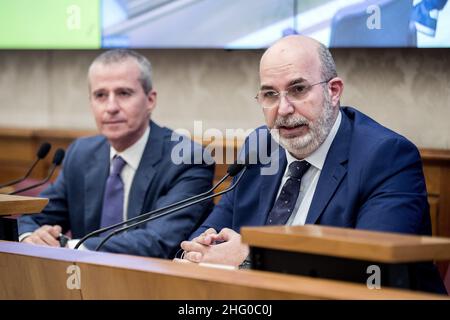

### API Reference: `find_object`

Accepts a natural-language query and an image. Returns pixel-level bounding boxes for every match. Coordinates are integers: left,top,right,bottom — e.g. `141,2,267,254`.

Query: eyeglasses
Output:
255,78,332,109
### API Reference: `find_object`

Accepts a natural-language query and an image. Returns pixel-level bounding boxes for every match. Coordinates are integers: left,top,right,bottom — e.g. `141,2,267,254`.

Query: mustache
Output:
273,115,309,128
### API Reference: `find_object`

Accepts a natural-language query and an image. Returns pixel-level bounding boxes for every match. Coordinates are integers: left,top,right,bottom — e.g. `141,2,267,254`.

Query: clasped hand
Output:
180,228,249,267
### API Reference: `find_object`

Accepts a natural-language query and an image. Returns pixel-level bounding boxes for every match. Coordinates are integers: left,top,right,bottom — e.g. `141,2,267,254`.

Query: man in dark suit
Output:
18,49,214,258
180,35,445,293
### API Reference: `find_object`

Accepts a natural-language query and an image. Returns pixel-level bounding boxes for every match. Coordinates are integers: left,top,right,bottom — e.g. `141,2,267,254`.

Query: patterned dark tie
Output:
265,160,311,225
100,156,127,228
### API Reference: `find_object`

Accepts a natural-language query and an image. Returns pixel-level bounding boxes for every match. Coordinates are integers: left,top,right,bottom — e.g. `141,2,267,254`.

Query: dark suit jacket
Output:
19,121,214,258
191,107,446,294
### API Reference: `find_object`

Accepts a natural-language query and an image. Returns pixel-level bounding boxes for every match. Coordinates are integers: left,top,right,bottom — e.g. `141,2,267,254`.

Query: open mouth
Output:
277,124,308,138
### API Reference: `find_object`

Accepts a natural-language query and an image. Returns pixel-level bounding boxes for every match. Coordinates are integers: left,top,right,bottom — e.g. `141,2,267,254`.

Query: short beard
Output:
270,91,337,159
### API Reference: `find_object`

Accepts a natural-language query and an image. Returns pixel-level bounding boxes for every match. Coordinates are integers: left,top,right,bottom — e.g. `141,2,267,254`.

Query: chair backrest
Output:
329,0,416,47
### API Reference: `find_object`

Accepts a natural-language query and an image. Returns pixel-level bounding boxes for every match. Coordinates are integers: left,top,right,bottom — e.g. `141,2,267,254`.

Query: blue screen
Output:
101,0,450,48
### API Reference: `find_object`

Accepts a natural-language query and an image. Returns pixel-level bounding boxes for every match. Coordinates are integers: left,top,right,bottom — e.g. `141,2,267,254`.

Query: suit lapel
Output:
127,121,164,219
305,112,351,224
84,139,110,233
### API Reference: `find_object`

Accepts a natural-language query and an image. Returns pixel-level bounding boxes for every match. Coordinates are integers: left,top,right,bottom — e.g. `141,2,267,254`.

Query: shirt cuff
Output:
18,232,33,242
67,239,88,250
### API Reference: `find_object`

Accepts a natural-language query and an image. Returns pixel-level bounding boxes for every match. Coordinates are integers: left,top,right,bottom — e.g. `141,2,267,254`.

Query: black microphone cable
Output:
75,161,247,250
94,165,248,251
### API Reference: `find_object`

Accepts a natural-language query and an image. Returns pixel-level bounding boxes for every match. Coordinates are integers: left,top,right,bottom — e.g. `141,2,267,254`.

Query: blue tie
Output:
100,156,127,228
266,160,311,225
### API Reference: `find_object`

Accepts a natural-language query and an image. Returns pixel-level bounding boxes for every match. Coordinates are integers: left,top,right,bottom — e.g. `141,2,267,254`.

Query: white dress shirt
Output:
275,111,342,226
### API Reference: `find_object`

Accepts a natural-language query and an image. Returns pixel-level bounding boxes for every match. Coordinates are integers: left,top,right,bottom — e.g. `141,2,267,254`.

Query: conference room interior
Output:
1,0,450,303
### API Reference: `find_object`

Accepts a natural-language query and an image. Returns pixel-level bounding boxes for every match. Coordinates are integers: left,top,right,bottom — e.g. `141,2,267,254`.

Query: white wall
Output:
0,48,449,148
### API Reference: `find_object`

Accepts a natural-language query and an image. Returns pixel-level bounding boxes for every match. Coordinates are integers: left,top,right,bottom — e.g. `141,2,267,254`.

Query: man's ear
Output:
146,90,157,115
328,77,344,107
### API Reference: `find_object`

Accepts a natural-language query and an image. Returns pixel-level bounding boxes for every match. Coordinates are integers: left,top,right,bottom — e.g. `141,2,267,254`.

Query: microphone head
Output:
37,142,51,159
227,152,257,177
52,149,65,166
227,163,246,177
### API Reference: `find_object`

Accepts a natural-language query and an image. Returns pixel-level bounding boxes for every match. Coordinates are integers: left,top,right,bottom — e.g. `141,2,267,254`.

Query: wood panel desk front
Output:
0,241,445,300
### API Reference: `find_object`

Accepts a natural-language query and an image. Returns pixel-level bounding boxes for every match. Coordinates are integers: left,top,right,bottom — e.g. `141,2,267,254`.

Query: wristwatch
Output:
238,257,252,269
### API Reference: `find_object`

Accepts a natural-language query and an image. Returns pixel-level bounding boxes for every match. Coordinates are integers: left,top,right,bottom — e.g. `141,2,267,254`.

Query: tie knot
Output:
111,156,126,176
287,161,310,179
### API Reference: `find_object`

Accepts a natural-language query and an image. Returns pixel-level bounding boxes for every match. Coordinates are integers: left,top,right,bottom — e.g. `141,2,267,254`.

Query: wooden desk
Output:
241,225,450,291
242,225,450,263
0,194,48,241
0,241,446,300
0,194,48,216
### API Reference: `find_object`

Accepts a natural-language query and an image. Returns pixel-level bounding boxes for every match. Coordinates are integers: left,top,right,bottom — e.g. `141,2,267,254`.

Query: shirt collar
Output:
285,110,342,172
110,126,150,171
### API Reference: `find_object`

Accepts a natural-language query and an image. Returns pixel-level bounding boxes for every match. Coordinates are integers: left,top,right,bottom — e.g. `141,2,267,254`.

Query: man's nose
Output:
277,93,295,116
106,95,120,113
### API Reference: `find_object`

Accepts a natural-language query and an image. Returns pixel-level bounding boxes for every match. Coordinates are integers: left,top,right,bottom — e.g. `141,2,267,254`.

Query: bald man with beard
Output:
181,35,446,294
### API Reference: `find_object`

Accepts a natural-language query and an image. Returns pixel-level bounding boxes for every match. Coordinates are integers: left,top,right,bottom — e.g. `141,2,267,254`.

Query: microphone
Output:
95,164,247,251
9,148,65,195
75,160,250,250
0,142,51,189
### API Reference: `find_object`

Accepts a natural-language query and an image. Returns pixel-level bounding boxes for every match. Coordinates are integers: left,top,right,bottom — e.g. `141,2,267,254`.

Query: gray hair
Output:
89,49,153,93
317,43,337,81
